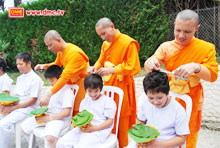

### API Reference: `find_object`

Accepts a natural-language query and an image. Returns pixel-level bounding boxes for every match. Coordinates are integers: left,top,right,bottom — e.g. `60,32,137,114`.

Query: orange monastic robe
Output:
45,43,89,115
94,30,141,147
145,37,219,148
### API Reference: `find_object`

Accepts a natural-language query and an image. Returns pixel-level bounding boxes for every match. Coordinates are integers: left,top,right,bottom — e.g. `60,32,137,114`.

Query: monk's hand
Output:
174,63,201,79
87,66,97,74
144,58,160,71
96,68,115,76
34,64,46,72
40,91,53,106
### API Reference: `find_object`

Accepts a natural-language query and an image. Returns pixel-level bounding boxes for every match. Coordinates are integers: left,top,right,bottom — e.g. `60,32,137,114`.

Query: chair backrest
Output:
169,91,192,148
101,86,124,137
169,91,192,124
69,84,79,117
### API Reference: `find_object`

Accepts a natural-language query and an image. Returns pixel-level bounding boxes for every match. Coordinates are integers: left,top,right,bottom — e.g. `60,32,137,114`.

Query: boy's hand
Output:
35,114,51,123
80,123,97,133
137,140,159,148
1,105,16,114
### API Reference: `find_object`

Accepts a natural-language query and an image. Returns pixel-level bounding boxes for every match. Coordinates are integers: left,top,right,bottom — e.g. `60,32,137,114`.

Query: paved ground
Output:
8,76,220,148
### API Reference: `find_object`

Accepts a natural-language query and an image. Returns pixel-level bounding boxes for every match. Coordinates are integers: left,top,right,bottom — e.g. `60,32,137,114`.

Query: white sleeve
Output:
1,76,13,92
29,77,43,98
104,96,116,119
79,97,86,112
137,93,148,121
61,87,74,109
175,105,190,136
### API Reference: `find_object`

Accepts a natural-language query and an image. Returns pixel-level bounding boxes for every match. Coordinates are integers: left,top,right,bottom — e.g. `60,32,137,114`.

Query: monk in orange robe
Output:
144,9,218,148
35,30,89,115
88,18,141,147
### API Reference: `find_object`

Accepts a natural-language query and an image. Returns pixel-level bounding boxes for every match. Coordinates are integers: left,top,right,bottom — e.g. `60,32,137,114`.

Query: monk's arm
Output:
144,44,167,72
44,52,62,69
94,43,106,69
51,53,88,94
114,42,141,75
195,46,218,82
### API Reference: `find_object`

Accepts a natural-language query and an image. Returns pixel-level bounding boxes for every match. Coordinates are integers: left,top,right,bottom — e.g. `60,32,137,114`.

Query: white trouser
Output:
0,110,27,148
21,116,68,138
56,127,102,148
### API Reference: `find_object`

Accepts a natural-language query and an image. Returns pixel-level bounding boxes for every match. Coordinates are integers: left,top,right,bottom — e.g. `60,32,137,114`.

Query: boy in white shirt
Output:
0,58,13,94
0,52,43,148
56,73,117,148
21,65,75,148
127,70,190,148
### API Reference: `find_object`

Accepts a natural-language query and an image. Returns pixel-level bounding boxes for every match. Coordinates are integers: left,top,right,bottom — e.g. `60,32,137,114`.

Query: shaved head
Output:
175,9,199,26
44,30,63,41
95,17,113,28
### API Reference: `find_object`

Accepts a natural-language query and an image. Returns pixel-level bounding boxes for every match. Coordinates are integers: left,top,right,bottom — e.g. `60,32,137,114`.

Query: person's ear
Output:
196,24,200,31
27,61,31,67
57,38,61,42
110,23,115,29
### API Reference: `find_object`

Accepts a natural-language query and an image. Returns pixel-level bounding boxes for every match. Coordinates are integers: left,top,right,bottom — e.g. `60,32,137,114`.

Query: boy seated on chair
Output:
127,70,190,148
0,52,43,148
0,58,13,94
56,73,117,148
21,65,75,148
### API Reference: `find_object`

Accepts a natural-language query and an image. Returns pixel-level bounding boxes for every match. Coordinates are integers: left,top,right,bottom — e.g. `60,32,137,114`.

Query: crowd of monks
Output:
35,9,219,148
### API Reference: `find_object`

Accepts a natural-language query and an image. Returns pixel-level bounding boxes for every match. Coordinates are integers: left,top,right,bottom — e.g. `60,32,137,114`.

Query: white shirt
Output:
137,93,190,141
14,70,43,113
47,85,75,121
0,73,13,93
79,94,116,142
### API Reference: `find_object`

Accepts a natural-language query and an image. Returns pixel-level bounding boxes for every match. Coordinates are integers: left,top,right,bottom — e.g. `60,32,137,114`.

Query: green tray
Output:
0,93,19,105
28,107,48,117
71,110,93,127
128,123,160,143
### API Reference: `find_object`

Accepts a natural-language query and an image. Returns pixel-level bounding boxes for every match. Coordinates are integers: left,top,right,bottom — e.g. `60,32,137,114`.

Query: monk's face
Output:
95,25,115,42
174,18,200,45
44,38,61,53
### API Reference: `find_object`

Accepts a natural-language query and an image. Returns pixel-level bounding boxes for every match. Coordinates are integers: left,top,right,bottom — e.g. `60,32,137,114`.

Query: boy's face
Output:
47,77,58,86
16,59,31,74
86,87,101,101
147,91,169,108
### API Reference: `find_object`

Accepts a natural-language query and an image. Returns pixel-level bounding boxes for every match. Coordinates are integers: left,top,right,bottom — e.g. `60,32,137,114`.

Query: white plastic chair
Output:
98,86,124,148
169,91,192,148
28,84,79,148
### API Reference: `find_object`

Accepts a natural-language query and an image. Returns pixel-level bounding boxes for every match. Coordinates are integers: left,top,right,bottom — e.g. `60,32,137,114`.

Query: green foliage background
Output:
0,0,170,69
